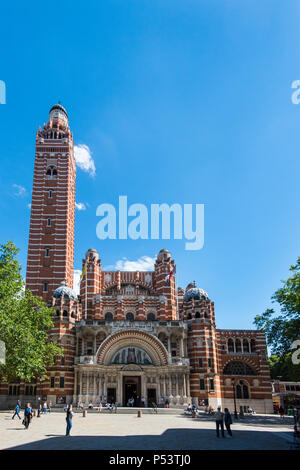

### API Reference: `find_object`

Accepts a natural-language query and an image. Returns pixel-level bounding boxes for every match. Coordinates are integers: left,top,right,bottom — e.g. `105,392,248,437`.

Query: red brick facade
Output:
0,105,273,413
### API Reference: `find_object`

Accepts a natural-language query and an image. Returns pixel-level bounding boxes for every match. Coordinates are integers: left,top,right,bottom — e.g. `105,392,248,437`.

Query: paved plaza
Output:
0,410,296,450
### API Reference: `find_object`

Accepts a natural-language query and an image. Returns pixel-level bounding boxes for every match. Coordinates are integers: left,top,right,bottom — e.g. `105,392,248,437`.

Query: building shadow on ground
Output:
4,427,292,450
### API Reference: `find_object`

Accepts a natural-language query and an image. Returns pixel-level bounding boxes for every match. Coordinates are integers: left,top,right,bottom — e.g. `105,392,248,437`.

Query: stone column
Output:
183,373,187,397
168,336,171,356
79,371,83,401
86,371,89,402
157,375,161,404
93,335,97,355
93,373,96,400
180,337,184,357
186,374,190,397
81,337,84,355
176,374,179,396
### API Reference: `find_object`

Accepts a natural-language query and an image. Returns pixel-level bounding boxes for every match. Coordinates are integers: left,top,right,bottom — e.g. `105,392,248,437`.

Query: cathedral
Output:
0,104,274,413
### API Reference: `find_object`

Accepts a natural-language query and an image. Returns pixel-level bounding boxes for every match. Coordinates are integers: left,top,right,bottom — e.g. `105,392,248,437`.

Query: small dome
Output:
53,281,77,301
157,248,171,262
184,284,209,302
49,103,68,118
86,248,99,259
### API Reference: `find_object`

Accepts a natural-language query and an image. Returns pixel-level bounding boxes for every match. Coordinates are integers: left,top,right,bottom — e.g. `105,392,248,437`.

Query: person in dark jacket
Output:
224,408,233,437
65,404,73,436
24,403,33,429
12,403,21,420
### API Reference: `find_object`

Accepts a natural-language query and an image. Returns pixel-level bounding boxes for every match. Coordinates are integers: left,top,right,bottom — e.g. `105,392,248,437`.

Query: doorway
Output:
123,376,141,406
107,388,116,404
147,388,157,406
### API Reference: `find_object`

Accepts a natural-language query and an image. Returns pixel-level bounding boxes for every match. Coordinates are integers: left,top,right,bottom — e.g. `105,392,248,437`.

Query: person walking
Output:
224,408,233,437
43,402,47,414
12,402,21,420
215,406,225,438
65,404,73,436
279,406,284,419
24,403,33,429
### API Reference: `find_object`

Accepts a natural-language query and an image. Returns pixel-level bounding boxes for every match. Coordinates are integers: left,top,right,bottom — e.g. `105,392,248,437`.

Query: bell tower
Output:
26,104,76,302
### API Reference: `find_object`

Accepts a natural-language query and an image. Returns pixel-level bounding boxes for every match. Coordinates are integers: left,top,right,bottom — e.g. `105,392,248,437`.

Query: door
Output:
123,376,141,406
147,388,157,406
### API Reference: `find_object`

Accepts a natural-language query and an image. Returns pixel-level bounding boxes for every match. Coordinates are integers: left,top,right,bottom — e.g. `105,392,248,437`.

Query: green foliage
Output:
254,257,300,381
0,241,63,382
269,353,300,381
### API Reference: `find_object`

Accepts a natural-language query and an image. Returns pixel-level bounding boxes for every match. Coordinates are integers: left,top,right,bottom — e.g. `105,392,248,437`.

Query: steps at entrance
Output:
51,407,185,415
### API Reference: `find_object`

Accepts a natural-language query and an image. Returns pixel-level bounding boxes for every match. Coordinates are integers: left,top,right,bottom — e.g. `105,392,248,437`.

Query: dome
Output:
53,281,77,301
183,284,209,302
86,248,99,259
157,248,171,262
49,103,68,118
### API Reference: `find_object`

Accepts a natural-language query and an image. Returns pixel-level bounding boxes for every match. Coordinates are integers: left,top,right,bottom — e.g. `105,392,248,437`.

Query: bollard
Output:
192,410,196,418
83,410,87,418
137,409,142,418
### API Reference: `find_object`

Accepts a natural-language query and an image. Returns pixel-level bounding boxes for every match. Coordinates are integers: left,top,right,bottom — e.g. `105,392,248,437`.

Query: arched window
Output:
243,339,250,353
187,313,192,320
228,339,234,353
250,339,256,353
195,312,200,318
235,339,242,353
147,312,156,321
46,166,57,179
63,310,68,317
104,312,113,322
126,312,134,322
243,384,249,399
56,310,60,316
223,361,257,376
236,384,242,398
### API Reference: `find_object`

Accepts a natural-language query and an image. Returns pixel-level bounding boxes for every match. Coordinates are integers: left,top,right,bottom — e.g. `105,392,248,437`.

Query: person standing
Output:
141,397,145,407
65,404,73,436
24,403,33,429
224,408,233,437
215,406,225,438
43,402,47,414
12,402,21,420
279,406,284,419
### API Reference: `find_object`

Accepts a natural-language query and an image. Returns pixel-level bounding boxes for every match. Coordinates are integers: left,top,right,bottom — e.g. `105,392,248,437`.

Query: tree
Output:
254,257,300,381
0,240,63,382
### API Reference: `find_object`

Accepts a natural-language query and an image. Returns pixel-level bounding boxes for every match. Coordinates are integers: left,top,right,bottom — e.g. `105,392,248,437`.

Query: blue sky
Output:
1,0,300,329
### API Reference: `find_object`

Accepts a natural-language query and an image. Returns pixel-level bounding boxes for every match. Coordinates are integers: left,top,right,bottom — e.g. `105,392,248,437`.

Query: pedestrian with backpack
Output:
12,402,21,420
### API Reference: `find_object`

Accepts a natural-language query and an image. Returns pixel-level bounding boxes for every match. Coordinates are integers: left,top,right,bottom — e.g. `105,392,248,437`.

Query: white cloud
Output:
75,202,87,211
74,144,96,177
13,184,26,197
73,269,82,295
113,256,155,271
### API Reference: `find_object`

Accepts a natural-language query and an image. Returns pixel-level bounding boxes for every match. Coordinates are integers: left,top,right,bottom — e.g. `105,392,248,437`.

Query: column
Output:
180,337,184,357
81,337,84,355
93,335,97,355
86,371,89,401
168,336,171,356
79,371,83,398
183,374,187,397
157,375,161,403
176,374,179,396
186,374,190,397
93,373,96,399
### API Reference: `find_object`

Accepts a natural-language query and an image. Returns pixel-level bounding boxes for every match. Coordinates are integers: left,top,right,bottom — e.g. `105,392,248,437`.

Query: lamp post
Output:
232,379,238,419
